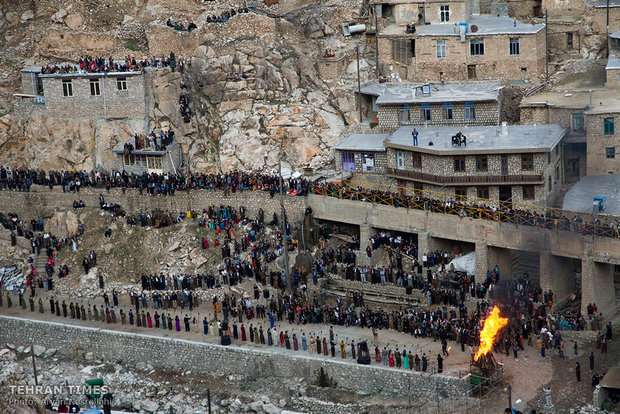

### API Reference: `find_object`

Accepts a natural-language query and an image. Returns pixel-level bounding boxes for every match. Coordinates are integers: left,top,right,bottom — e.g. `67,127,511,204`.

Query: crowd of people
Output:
165,19,198,32
311,182,620,239
38,53,179,75
1,165,618,239
205,7,250,23
123,129,175,155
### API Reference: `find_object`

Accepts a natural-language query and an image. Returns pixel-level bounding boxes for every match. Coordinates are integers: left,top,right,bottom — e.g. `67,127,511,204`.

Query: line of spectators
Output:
206,7,250,23
1,166,619,239
166,19,198,32
38,53,178,75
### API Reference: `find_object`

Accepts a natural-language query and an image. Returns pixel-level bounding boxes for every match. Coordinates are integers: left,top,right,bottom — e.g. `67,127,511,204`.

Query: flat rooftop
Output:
112,140,178,155
385,124,566,154
334,133,389,152
360,81,502,105
563,175,620,216
588,0,620,8
606,55,620,70
416,15,544,36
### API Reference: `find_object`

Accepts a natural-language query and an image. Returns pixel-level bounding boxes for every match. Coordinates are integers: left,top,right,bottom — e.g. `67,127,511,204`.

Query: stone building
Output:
111,140,182,174
335,123,567,206
357,80,502,129
585,104,620,175
19,66,147,120
334,133,389,174
374,0,546,82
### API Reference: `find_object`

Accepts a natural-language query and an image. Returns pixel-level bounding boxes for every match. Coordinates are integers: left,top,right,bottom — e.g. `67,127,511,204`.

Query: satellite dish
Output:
471,25,478,32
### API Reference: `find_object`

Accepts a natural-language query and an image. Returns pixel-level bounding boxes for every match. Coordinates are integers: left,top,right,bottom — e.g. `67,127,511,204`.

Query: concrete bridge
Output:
307,194,620,318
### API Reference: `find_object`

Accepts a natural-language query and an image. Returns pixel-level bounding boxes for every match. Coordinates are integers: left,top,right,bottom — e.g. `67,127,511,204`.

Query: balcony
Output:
386,167,544,186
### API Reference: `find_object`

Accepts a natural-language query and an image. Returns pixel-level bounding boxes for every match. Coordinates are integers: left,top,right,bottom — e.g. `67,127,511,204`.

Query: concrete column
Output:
357,224,376,266
418,231,430,257
475,242,489,280
540,253,575,309
581,258,616,317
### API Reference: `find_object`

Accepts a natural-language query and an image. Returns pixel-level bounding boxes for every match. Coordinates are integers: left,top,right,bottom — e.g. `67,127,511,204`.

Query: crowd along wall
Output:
0,315,470,398
0,186,309,224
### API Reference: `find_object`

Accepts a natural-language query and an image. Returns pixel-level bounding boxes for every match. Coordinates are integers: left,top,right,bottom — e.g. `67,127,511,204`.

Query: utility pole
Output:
545,11,549,82
278,144,291,293
507,384,512,413
31,343,38,386
607,0,611,57
375,7,380,79
356,45,363,123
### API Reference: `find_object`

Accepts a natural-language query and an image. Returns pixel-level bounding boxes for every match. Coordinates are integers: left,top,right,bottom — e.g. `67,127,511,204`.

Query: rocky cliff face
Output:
0,0,367,173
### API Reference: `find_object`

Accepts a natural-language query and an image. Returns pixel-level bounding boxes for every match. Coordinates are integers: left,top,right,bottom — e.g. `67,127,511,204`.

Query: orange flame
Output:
473,306,508,361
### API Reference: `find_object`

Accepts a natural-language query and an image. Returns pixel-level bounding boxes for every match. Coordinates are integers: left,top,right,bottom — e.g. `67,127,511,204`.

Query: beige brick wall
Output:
379,30,545,82
424,1,469,24
377,101,499,129
586,112,620,175
20,72,40,95
41,73,146,120
606,68,620,88
544,0,588,18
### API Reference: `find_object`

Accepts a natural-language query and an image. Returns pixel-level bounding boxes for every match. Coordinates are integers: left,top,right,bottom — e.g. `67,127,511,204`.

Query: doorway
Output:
467,65,477,79
500,155,508,175
499,185,512,203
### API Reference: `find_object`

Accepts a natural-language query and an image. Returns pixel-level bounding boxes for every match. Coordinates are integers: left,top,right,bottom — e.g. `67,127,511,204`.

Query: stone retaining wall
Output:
0,186,308,224
0,315,469,398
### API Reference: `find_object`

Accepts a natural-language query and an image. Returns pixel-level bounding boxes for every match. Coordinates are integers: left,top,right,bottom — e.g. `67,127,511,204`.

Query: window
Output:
548,176,552,191
464,102,476,120
522,185,535,200
455,188,467,201
342,152,355,171
521,154,534,171
62,79,73,97
421,104,432,121
470,38,484,56
392,39,413,64
147,156,162,170
477,186,489,200
399,105,411,124
116,77,127,91
606,147,616,158
476,155,488,172
362,154,376,172
509,38,520,55
572,113,584,132
397,151,406,170
436,40,446,59
567,32,573,47
442,103,453,120
604,117,614,135
123,154,147,167
89,79,101,96
454,156,466,172
440,5,450,22
412,153,422,169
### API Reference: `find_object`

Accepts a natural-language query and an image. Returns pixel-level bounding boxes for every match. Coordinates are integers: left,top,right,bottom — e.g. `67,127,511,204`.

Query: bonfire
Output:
473,306,508,372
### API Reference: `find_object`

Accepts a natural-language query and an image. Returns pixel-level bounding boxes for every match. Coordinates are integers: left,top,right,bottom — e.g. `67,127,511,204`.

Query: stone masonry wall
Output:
41,73,146,120
0,315,469,398
586,112,620,175
0,186,308,224
378,101,499,130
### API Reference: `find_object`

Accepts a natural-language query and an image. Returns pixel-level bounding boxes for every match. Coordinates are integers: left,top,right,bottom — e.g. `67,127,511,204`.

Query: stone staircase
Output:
33,251,48,276
326,276,422,306
510,250,540,281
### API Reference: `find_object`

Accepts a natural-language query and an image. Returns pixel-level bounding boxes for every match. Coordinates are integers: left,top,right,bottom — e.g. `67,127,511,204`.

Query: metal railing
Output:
309,180,620,240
